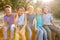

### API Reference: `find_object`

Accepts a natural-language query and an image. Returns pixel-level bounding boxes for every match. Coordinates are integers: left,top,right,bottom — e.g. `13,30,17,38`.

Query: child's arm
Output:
3,20,7,27
2,20,7,31
50,14,60,29
20,14,27,33
0,24,4,29
23,14,27,28
21,14,27,29
33,18,38,31
51,20,60,29
14,14,18,29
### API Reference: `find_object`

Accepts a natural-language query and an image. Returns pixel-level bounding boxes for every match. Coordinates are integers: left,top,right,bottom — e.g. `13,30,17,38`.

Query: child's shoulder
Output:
48,13,52,15
39,14,43,16
4,15,7,18
48,13,52,16
11,13,14,16
40,13,43,15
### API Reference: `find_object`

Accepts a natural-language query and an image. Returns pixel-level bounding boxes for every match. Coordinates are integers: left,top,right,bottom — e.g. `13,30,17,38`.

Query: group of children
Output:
2,5,60,40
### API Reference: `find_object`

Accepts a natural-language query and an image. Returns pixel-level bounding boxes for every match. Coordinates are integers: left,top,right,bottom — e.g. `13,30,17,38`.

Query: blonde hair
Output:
27,6,34,10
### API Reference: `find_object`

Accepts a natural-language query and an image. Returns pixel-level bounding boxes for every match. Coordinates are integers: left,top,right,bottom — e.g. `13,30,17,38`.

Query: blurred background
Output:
0,0,60,19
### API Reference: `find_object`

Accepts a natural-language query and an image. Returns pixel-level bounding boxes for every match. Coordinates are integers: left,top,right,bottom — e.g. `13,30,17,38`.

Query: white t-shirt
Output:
18,13,24,26
43,13,53,25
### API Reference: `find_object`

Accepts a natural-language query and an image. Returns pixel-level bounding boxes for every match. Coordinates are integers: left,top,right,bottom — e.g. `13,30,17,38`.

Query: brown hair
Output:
17,6,25,11
4,5,11,9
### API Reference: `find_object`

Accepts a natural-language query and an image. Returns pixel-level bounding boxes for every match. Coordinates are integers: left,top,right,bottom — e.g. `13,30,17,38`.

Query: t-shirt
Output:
36,14,43,28
18,13,24,26
4,14,14,25
43,13,53,25
26,14,35,27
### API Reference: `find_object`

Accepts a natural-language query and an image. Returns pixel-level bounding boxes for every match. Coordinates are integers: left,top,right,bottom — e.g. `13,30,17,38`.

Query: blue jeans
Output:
35,27,48,40
26,24,35,40
3,24,15,40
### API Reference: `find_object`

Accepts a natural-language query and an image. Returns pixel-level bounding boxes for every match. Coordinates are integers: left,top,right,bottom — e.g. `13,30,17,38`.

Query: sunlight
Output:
42,0,54,3
32,0,37,3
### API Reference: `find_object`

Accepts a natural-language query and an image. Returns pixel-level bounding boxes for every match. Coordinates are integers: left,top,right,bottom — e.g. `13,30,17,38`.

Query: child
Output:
42,7,60,40
15,7,27,40
26,6,35,40
3,5,15,40
35,8,48,40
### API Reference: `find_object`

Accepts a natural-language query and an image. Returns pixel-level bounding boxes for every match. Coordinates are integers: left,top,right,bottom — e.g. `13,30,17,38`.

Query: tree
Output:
0,0,28,10
51,0,60,19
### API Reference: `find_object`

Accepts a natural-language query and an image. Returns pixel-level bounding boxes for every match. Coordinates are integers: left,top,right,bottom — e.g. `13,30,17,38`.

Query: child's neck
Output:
6,13,11,16
44,12,48,14
37,13,41,15
18,13,23,17
29,12,33,15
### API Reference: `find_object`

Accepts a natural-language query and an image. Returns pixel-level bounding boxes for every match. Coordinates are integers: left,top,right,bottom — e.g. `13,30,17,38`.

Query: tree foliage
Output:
0,0,28,10
0,0,60,19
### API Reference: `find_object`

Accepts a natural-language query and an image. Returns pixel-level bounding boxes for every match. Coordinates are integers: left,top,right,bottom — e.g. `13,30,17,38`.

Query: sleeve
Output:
4,16,7,21
12,14,15,17
50,14,53,21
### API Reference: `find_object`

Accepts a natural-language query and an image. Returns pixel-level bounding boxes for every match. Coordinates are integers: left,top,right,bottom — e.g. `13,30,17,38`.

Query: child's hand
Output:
2,27,6,31
35,28,40,32
20,27,25,34
15,26,18,29
58,25,60,28
55,24,60,29
16,28,19,33
58,26,60,29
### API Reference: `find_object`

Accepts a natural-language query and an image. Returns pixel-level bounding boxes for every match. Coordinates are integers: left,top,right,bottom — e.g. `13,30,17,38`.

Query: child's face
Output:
42,8,48,14
28,8,34,14
5,8,11,15
18,8,24,16
36,8,42,15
